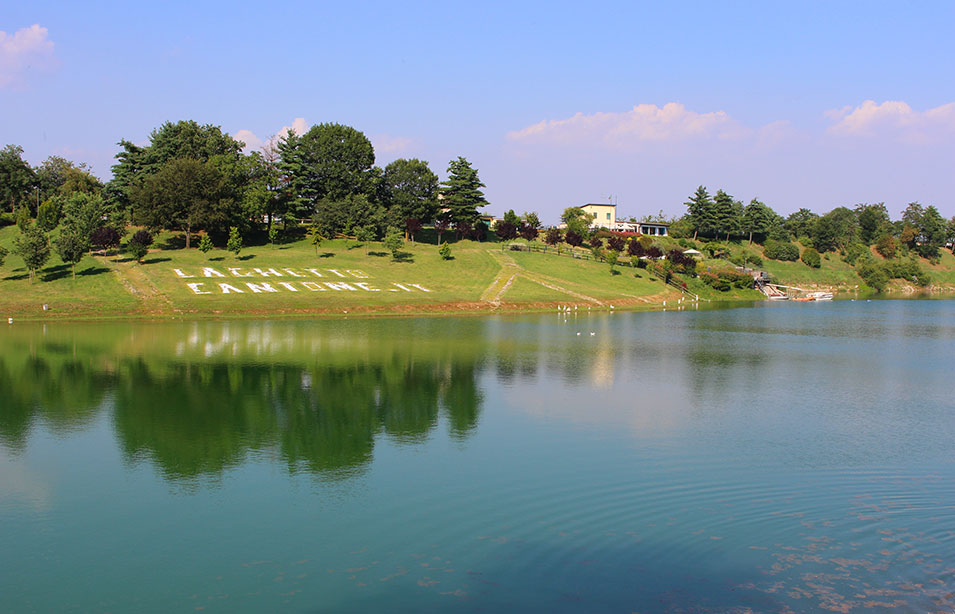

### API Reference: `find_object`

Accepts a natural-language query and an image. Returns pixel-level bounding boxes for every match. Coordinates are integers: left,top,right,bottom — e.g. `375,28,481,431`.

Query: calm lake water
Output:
1,301,953,613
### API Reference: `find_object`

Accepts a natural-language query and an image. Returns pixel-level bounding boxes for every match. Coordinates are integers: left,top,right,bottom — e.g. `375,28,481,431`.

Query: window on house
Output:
606,212,611,220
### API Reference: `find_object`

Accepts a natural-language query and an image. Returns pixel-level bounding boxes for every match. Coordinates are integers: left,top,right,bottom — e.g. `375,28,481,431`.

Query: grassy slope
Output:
0,229,681,319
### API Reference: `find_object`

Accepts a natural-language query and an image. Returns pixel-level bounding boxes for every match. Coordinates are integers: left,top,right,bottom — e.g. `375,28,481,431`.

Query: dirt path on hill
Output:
97,252,178,314
481,249,605,306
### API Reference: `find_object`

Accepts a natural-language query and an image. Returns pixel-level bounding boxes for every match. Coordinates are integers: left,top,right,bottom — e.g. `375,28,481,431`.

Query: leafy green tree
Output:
915,205,946,260
856,203,890,245
875,234,898,259
440,157,488,233
198,233,214,255
110,120,244,219
307,226,324,255
812,207,857,252
226,226,242,257
0,145,36,214
684,185,715,240
947,217,955,253
60,192,113,244
561,207,594,237
278,123,376,211
15,206,31,231
743,198,775,244
132,157,233,248
355,225,375,253
383,226,404,260
438,242,452,260
268,223,279,247
502,209,521,227
606,249,619,273
784,208,818,240
13,227,50,282
523,211,541,229
55,230,88,278
382,158,438,239
36,199,61,232
35,156,73,200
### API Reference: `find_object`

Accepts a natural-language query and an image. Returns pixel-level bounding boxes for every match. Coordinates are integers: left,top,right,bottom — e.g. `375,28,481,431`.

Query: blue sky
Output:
3,1,953,222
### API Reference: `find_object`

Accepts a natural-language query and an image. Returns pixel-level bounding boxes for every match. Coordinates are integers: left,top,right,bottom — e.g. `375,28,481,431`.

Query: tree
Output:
915,205,946,260
743,198,775,244
132,157,233,248
947,217,955,253
523,211,541,229
404,218,423,242
801,247,821,268
55,231,87,278
36,199,61,232
90,226,121,253
812,207,857,252
502,209,521,227
518,223,539,242
712,190,741,240
13,227,50,282
440,157,488,231
128,230,153,263
544,227,562,252
307,226,324,256
60,192,112,244
856,203,890,245
0,246,7,267
627,238,645,258
0,145,36,214
606,249,619,273
434,217,450,245
438,242,452,260
606,235,625,252
280,123,376,209
383,226,404,260
268,223,279,247
15,206,31,231
561,207,594,237
495,221,517,241
383,158,438,239
564,229,583,248
226,226,242,257
684,185,715,240
784,208,818,240
198,233,214,255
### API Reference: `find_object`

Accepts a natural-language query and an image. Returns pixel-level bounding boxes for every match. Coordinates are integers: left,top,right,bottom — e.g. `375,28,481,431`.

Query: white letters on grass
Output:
176,267,431,295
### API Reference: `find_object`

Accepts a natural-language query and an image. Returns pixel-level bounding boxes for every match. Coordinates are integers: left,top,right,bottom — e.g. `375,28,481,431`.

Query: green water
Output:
1,301,953,612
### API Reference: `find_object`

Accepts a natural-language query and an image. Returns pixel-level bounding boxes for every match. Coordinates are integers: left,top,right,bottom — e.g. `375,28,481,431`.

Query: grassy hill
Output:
0,227,697,320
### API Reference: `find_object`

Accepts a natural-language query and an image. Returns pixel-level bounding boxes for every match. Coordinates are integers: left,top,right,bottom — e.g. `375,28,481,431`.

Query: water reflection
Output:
0,321,484,482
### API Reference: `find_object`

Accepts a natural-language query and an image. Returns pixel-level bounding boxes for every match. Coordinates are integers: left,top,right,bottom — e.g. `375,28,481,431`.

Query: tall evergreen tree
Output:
440,157,488,232
712,189,739,240
684,185,715,239
743,198,775,244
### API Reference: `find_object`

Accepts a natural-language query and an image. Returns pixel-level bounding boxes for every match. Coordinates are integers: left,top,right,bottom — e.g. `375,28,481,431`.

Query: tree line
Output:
0,120,491,278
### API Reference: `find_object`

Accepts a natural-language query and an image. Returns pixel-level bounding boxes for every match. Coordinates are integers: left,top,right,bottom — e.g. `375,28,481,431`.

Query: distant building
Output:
580,203,616,228
576,203,668,236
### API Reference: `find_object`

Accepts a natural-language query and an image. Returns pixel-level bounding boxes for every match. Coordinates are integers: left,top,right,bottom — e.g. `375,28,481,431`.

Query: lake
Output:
1,301,953,612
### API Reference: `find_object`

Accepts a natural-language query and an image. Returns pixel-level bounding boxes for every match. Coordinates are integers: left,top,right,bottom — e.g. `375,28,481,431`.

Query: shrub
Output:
0,245,7,266
857,262,888,292
875,235,898,259
728,251,746,266
606,235,625,252
764,239,800,261
843,242,869,265
198,234,214,254
745,253,763,267
717,269,753,289
564,229,583,247
128,229,153,263
0,212,15,227
627,239,645,257
227,226,242,257
544,227,561,247
590,236,603,249
645,245,663,259
495,221,518,241
700,271,730,291
801,247,821,268
439,242,452,260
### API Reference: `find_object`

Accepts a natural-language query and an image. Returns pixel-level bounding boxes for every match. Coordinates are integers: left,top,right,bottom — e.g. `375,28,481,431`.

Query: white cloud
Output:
371,134,414,154
826,100,955,143
0,24,57,88
507,103,746,149
234,117,309,153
